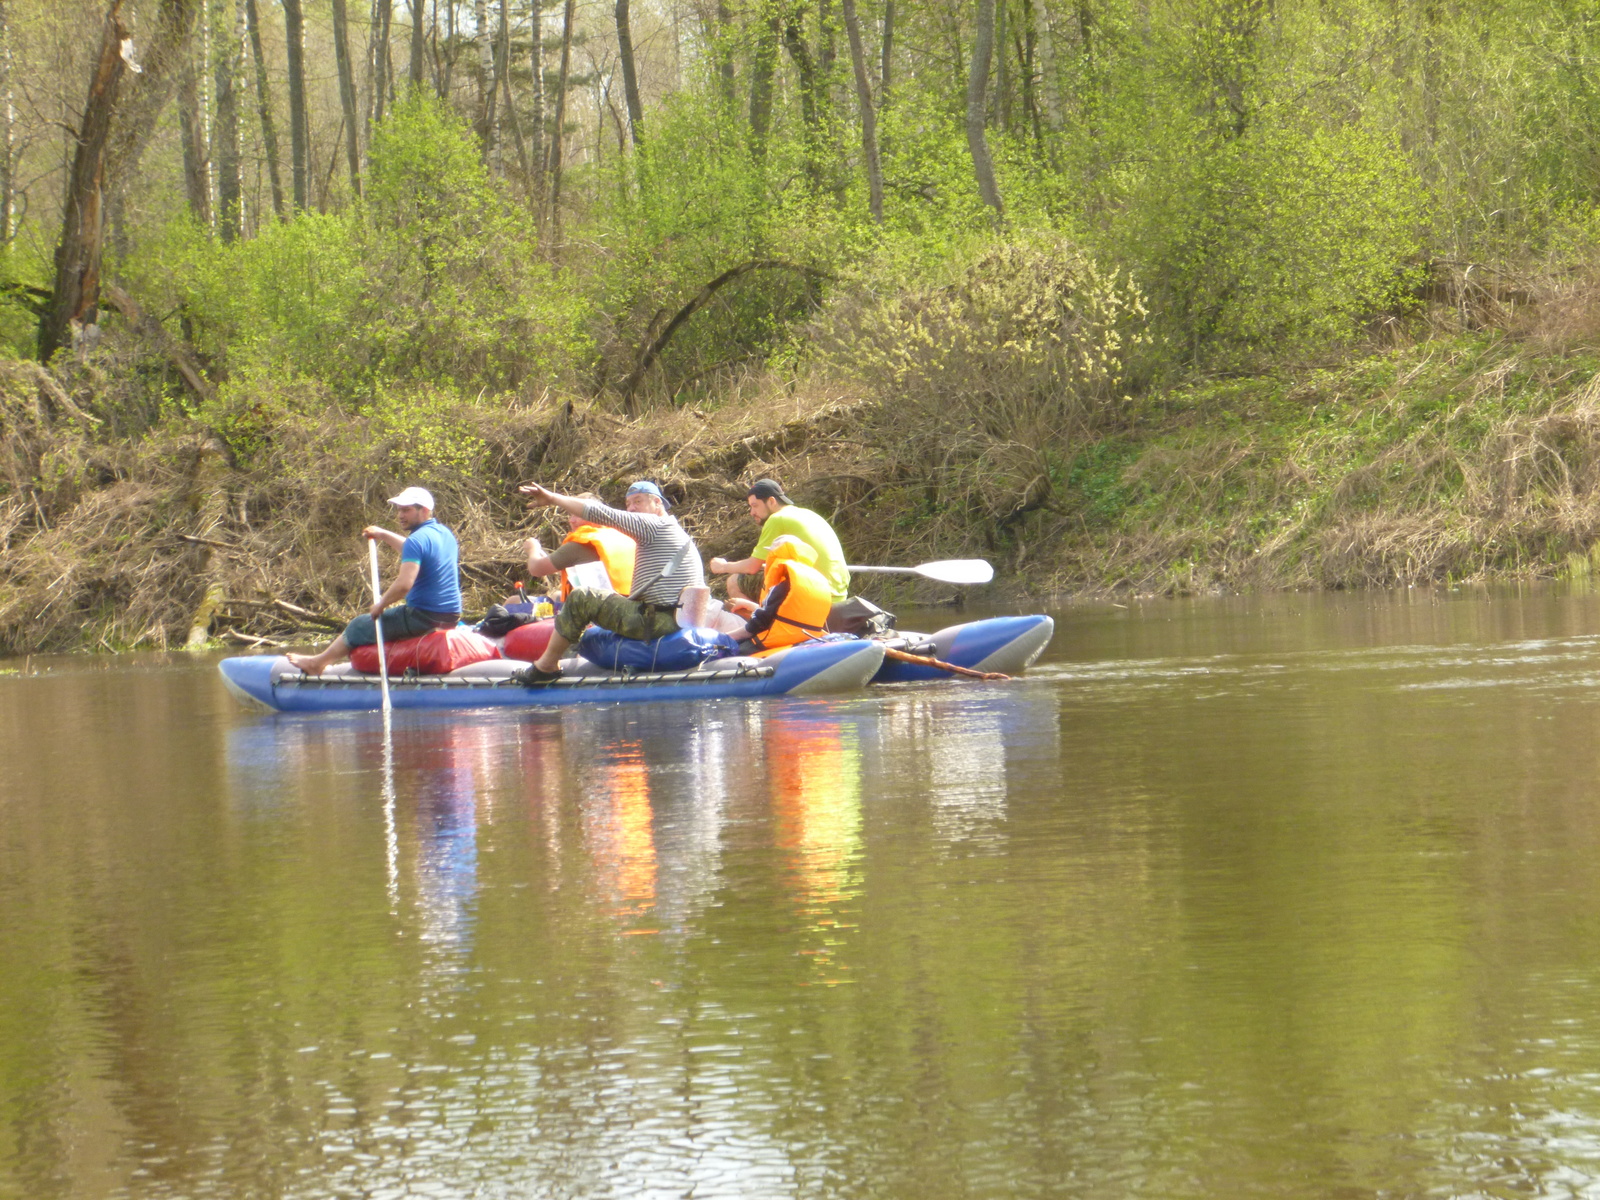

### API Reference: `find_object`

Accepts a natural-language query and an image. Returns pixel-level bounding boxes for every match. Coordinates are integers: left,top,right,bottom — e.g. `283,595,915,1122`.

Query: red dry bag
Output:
349,627,501,675
500,619,555,663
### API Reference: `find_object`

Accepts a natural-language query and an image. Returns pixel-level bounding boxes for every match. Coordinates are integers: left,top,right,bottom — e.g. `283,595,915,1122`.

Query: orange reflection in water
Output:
584,741,658,922
766,715,863,917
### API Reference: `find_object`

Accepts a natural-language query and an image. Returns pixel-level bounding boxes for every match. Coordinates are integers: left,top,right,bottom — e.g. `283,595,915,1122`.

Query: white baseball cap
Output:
387,486,435,509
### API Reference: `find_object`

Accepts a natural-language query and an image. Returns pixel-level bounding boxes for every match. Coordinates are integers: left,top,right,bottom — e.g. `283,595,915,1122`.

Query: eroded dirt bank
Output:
8,316,1600,655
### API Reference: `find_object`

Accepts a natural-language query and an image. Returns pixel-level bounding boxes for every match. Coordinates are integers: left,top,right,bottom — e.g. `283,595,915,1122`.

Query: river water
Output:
6,589,1600,1198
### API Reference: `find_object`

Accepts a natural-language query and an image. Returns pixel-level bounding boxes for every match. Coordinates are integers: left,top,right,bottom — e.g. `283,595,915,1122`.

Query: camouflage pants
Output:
554,588,681,644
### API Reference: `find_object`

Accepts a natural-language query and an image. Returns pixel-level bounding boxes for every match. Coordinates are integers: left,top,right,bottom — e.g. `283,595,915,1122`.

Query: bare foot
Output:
284,653,326,676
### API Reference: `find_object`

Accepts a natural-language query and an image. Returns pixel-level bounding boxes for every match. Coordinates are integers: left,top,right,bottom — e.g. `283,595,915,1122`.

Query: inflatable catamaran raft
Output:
216,614,1054,713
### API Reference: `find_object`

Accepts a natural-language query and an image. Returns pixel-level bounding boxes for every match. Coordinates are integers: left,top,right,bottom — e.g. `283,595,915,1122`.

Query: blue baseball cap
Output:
626,480,672,509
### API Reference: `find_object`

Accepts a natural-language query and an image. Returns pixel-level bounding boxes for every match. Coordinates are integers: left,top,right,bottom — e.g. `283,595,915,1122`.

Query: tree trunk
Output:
546,0,574,232
818,0,834,78
38,0,129,362
0,0,12,244
178,51,212,225
212,0,243,240
840,0,881,222
966,0,1003,220
879,0,893,101
781,9,820,140
714,0,736,111
530,0,545,211
104,0,205,204
1017,0,1040,147
474,0,497,167
330,0,363,193
499,0,529,175
283,0,309,208
748,1,781,150
367,0,393,125
995,0,1009,131
243,0,285,220
408,0,425,87
615,0,643,143
1035,0,1058,130
439,0,456,98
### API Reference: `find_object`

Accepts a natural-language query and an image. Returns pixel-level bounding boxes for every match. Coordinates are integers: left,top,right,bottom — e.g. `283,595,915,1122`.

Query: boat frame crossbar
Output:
275,662,778,692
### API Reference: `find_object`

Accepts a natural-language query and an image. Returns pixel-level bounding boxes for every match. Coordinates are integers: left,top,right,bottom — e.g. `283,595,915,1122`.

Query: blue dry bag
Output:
577,627,741,672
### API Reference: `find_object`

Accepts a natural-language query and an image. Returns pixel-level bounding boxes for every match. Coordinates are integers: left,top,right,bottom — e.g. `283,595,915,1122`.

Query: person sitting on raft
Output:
513,480,705,683
285,486,462,677
727,535,836,654
708,478,850,606
523,492,637,600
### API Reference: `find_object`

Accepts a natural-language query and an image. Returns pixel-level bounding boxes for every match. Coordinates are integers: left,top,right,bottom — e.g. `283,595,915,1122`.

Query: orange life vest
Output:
751,542,834,654
560,524,637,600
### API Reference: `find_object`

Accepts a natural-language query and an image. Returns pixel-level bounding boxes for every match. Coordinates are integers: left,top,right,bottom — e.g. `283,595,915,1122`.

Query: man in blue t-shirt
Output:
286,486,463,676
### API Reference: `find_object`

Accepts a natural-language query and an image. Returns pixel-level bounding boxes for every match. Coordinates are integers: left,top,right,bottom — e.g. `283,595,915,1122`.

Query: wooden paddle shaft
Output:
883,645,1009,682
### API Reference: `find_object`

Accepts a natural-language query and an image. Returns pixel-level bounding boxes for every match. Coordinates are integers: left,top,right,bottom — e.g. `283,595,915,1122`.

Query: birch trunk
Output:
0,0,12,244
546,0,574,231
530,0,545,211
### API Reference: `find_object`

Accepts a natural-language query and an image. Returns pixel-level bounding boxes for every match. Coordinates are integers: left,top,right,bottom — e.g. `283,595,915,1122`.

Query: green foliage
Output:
1105,109,1427,361
584,90,851,399
118,95,591,400
0,241,51,359
821,233,1149,526
368,383,488,481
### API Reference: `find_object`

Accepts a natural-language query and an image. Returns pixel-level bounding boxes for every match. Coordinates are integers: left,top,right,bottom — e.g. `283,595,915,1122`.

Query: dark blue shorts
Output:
342,605,458,647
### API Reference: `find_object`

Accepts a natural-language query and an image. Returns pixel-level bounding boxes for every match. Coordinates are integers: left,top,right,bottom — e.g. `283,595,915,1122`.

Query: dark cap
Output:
747,478,792,504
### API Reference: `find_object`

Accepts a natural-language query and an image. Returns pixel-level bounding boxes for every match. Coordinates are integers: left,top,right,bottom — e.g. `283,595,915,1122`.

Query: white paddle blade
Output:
848,559,996,584
915,559,994,585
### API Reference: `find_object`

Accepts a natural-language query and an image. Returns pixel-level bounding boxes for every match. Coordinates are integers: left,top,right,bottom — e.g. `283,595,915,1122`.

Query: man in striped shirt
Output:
514,480,705,682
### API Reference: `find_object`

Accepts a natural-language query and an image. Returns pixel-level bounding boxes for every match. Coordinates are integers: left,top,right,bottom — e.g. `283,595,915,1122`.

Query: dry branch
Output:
620,260,831,412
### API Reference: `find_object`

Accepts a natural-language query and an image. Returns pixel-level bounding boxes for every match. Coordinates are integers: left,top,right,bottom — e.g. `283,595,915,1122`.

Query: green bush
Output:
820,233,1148,522
117,95,592,400
1110,109,1427,360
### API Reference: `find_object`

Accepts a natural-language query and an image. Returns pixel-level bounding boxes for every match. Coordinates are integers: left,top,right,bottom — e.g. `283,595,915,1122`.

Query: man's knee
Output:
727,571,757,600
343,613,377,647
554,588,606,641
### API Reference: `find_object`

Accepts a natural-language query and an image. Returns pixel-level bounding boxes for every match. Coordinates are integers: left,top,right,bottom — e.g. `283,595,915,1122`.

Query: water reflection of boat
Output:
215,615,1054,714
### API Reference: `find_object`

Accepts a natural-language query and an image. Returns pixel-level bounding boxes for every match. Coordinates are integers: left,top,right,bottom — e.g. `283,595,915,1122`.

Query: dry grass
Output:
0,354,898,653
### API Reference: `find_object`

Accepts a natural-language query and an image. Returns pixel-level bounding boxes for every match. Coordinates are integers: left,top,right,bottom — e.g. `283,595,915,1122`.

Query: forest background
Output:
3,0,1600,652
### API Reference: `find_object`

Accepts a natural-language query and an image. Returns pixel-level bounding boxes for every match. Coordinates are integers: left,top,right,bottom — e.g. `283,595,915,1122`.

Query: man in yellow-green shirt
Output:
708,479,851,603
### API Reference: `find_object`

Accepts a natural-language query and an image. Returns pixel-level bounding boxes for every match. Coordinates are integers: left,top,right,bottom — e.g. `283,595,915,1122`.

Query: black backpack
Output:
825,597,896,637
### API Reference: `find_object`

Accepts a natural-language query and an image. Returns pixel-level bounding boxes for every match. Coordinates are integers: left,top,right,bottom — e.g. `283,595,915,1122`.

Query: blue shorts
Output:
342,605,458,647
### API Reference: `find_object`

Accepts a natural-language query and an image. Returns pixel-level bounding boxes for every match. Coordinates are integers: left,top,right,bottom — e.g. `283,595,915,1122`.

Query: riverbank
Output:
5,303,1600,655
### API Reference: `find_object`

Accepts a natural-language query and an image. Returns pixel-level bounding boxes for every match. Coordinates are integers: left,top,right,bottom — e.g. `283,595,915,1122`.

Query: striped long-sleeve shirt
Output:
580,501,705,604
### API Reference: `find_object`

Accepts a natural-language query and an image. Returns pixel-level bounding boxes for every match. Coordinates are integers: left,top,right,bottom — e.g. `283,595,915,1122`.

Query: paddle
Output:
368,537,392,713
847,559,995,585
882,645,1009,681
